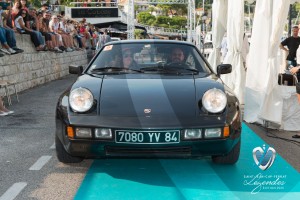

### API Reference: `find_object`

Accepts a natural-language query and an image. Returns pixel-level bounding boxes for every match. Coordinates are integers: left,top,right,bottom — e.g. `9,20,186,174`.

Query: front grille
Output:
105,146,191,157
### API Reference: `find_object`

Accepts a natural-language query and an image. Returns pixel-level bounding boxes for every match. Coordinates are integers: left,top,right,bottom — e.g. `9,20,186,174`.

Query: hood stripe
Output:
126,77,181,128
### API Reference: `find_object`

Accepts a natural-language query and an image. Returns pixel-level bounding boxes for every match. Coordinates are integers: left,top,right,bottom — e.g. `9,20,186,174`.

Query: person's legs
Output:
33,30,45,46
0,28,16,54
292,82,300,138
0,96,13,115
0,27,8,45
3,28,17,48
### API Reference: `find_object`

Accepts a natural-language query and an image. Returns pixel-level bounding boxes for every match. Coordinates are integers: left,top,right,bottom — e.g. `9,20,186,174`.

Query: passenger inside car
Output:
122,48,138,69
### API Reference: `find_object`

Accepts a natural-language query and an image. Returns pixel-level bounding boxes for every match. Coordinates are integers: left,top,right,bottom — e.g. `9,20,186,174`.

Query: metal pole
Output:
203,0,205,16
289,4,292,36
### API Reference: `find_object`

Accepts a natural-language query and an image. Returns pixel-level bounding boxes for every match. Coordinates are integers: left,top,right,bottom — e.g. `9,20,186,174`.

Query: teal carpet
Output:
74,123,300,200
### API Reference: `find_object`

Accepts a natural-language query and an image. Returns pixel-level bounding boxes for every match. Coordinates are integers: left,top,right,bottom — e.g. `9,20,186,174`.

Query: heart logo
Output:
252,144,276,171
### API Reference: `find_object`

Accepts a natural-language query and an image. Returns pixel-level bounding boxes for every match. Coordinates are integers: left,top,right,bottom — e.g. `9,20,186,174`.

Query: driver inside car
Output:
170,47,185,63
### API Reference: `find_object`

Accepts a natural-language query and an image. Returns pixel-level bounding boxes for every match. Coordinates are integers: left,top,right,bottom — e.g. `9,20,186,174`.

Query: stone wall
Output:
0,34,88,96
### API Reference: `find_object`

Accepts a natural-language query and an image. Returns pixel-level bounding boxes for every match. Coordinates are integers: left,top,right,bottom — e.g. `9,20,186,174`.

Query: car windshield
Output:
87,42,212,75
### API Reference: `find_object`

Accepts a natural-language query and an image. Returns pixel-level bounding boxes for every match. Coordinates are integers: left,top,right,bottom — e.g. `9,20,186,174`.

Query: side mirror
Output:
69,65,83,76
217,64,232,77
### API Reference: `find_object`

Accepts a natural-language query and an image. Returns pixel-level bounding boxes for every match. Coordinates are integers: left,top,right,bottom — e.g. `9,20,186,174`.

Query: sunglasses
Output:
123,53,132,58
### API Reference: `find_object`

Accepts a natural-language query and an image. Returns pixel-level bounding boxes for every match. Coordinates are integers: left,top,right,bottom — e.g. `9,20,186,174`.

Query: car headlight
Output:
202,88,227,113
69,87,94,112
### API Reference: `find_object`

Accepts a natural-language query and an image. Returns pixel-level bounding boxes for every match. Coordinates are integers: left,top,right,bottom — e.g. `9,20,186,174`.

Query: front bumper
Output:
58,126,241,158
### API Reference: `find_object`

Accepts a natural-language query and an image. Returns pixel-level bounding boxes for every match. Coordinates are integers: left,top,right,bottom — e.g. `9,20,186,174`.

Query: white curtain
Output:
244,0,291,124
207,0,228,72
221,0,245,104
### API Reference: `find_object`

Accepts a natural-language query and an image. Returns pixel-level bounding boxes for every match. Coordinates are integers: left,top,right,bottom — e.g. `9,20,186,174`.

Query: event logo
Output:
252,144,276,170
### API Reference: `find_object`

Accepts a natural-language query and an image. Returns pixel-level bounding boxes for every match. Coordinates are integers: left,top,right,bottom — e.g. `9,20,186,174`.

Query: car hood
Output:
99,74,223,118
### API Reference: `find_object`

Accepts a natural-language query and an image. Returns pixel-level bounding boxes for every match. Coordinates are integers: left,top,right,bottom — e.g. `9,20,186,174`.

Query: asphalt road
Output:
0,74,299,200
0,75,92,200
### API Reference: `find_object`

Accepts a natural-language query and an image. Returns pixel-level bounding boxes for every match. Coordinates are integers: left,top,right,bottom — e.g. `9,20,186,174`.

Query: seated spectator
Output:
14,9,45,51
11,0,20,26
79,21,95,49
49,15,66,50
1,5,24,53
26,8,46,49
39,3,49,13
0,96,14,116
58,17,75,51
65,19,86,50
0,27,17,54
19,0,28,12
39,11,62,53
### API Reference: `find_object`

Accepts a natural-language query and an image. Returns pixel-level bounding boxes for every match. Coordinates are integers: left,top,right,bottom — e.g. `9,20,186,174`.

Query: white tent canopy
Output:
222,0,246,104
244,0,300,129
207,0,227,72
208,0,300,130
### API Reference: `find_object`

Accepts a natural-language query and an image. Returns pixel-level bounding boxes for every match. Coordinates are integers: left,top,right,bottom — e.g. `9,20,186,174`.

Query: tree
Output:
137,12,156,25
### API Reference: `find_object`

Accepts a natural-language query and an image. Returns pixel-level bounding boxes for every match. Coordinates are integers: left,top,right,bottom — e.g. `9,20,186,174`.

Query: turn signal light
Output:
223,126,230,137
67,126,74,138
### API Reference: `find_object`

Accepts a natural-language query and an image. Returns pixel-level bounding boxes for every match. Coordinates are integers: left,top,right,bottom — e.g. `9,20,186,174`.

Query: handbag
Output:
278,73,298,86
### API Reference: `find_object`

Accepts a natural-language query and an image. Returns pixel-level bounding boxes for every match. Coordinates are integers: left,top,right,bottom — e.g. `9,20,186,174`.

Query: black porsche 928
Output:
55,40,241,164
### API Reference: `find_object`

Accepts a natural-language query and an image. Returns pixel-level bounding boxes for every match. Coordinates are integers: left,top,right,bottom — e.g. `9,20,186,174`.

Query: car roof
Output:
105,39,195,46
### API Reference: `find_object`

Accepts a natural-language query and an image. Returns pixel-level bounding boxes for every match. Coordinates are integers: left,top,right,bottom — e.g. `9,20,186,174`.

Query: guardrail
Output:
69,1,118,7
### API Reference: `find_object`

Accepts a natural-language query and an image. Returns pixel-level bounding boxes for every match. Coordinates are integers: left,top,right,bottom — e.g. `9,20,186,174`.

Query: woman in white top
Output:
14,9,45,51
58,17,74,51
49,15,72,52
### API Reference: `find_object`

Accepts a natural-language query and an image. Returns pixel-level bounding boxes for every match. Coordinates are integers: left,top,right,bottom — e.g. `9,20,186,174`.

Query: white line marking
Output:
50,143,55,149
0,182,27,200
29,156,52,171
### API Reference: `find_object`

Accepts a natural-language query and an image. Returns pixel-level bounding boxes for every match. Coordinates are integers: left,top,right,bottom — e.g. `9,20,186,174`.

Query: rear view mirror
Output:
217,64,232,77
69,65,83,76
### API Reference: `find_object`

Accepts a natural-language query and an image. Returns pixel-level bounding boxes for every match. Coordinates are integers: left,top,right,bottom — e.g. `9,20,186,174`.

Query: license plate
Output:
115,130,180,144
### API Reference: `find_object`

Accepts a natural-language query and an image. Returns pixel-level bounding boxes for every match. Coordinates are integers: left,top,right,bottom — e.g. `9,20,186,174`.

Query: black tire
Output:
55,135,83,163
212,140,241,164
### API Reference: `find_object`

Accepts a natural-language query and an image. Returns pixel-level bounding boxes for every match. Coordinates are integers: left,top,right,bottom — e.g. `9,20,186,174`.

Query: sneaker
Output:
66,47,73,52
59,46,66,51
8,48,17,54
0,112,8,116
0,48,11,55
6,111,14,115
12,47,24,53
54,47,63,53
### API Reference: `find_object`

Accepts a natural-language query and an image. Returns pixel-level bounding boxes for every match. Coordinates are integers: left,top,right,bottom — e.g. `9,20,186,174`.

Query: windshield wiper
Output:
91,67,142,73
139,66,164,71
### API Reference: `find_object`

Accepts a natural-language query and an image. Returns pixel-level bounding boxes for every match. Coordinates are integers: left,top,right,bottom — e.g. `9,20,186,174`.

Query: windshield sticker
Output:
103,45,113,51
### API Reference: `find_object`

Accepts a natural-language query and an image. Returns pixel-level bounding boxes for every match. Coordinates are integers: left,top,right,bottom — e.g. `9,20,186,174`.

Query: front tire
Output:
55,135,83,163
212,140,241,164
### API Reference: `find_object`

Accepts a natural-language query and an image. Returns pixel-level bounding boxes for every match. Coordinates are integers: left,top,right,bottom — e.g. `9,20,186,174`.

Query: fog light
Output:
205,128,221,138
95,128,112,139
184,129,202,139
75,128,92,138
